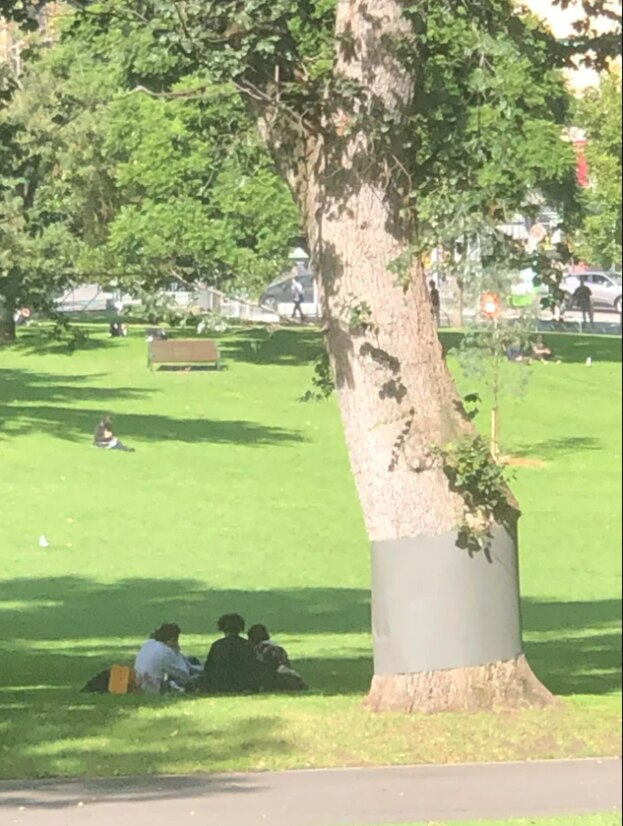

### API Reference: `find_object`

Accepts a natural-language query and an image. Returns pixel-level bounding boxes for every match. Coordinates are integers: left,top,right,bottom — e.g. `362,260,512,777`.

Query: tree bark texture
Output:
365,655,556,712
261,0,554,711
0,304,16,343
306,0,468,541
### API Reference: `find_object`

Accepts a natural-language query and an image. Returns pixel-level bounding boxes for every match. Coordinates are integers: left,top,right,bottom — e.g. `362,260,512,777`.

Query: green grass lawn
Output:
0,324,620,780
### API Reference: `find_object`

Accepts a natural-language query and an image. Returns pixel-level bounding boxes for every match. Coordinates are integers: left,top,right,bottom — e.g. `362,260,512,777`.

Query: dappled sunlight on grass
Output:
0,327,620,779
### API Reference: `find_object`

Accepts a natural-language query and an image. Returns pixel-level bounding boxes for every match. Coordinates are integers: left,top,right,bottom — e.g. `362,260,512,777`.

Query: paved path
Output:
0,759,620,825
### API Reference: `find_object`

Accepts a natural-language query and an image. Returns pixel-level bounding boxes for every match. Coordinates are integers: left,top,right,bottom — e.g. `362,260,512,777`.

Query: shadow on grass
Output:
0,405,305,445
6,328,119,356
219,329,323,366
522,598,622,697
0,577,619,698
546,333,622,364
439,331,622,364
0,369,303,445
0,370,150,406
514,436,602,459
0,702,287,787
0,577,619,782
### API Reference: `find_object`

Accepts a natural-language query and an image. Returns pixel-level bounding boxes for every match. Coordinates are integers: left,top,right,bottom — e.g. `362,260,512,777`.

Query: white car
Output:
562,271,622,313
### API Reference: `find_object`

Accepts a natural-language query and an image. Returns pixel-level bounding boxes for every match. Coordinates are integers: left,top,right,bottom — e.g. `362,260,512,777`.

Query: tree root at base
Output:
363,655,557,713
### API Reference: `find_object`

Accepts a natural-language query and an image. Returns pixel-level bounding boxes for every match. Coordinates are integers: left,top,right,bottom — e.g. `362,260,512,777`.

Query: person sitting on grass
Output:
201,613,260,695
248,623,307,692
135,622,201,694
93,415,135,452
109,322,128,338
531,335,559,363
505,340,529,363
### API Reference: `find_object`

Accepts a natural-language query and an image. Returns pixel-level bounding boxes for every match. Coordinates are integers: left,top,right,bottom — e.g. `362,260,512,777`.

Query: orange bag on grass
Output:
108,665,137,695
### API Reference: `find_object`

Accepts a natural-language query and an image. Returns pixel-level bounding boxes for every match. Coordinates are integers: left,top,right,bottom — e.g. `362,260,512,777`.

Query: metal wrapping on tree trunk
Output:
371,526,523,675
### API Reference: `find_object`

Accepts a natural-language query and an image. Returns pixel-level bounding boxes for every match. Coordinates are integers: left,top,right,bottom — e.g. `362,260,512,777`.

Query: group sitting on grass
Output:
505,335,560,364
132,614,307,696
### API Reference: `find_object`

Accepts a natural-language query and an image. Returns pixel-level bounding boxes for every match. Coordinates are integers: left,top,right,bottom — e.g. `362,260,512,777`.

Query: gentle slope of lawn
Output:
0,325,620,779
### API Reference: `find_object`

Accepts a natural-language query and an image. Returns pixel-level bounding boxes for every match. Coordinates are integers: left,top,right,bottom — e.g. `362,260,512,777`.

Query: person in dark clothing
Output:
145,327,167,341
429,280,440,326
573,281,594,326
201,613,260,694
248,624,307,692
93,415,135,452
109,322,128,338
505,341,527,362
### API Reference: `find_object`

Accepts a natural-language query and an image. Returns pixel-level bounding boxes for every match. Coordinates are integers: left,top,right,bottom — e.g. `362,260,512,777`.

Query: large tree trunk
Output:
260,0,554,711
0,303,16,343
320,0,552,712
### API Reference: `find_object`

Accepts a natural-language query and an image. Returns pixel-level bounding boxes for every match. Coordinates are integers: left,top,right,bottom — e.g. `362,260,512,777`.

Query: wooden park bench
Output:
147,338,222,371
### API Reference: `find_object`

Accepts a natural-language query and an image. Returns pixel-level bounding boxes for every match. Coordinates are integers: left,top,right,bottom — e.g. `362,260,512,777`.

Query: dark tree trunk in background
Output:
0,304,16,343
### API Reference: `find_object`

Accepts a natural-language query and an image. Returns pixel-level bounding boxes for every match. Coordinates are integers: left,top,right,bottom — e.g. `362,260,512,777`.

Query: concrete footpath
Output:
0,758,620,826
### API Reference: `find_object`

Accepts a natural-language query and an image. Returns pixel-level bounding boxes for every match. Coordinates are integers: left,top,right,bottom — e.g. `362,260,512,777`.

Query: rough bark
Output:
0,304,16,343
259,0,554,711
364,655,557,713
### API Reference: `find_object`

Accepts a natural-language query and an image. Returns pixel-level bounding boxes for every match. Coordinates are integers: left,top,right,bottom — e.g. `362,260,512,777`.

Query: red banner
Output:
573,138,589,188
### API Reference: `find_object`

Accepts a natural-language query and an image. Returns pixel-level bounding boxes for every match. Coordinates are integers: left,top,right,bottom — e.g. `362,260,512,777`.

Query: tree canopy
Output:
1,8,299,337
57,1,584,268
575,67,622,269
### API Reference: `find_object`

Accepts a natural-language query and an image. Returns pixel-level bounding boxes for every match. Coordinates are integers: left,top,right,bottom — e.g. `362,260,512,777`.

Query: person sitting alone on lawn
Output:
93,415,135,452
248,623,307,692
201,613,260,694
531,335,559,362
505,339,528,363
135,622,200,694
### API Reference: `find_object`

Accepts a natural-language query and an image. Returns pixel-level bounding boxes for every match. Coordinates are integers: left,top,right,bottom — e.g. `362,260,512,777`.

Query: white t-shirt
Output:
134,639,192,694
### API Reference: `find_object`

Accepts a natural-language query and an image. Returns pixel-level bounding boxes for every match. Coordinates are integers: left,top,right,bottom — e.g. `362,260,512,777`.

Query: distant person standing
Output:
573,281,593,328
291,278,306,322
429,280,441,327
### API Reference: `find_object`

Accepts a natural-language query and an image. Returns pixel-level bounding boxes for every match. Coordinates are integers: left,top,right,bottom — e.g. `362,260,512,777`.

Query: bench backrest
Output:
149,338,219,363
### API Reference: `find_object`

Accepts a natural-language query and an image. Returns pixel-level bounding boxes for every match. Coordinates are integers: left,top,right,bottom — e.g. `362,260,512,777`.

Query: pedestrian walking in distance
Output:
291,278,306,322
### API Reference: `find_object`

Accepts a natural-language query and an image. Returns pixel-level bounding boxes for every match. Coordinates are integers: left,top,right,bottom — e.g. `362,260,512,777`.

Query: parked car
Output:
562,271,622,313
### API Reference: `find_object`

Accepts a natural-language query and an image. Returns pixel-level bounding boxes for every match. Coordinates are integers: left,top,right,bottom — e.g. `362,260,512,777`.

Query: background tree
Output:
98,89,298,297
0,50,87,340
1,15,299,340
574,68,622,270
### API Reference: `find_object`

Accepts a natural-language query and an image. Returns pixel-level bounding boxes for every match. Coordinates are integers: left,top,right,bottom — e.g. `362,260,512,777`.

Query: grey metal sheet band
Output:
371,526,523,674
